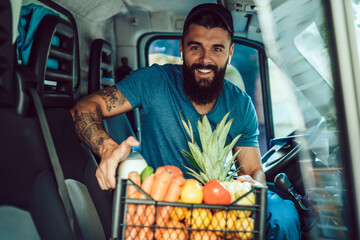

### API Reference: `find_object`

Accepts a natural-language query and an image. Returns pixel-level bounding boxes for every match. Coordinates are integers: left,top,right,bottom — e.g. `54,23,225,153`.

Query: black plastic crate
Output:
111,179,267,240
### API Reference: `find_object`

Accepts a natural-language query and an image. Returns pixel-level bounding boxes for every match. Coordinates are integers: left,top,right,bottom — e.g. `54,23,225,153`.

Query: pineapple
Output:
180,111,242,184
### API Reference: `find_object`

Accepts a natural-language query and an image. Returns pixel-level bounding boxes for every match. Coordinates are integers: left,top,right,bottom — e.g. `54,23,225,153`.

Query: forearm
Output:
70,86,132,156
250,168,267,186
70,100,115,156
235,146,266,186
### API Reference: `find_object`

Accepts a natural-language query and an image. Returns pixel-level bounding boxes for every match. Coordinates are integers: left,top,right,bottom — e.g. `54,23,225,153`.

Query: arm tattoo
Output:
96,86,126,113
72,106,110,154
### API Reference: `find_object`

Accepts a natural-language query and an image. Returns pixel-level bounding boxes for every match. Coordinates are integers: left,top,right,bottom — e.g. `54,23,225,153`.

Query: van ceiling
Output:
53,0,216,22
52,0,259,39
52,0,255,23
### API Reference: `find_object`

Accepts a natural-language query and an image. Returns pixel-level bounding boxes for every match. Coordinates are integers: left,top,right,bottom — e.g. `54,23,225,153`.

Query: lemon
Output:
234,217,254,240
185,208,212,229
180,179,203,204
229,209,252,218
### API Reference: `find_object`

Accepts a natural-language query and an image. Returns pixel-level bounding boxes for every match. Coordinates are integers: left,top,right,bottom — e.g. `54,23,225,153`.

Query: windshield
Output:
256,0,350,238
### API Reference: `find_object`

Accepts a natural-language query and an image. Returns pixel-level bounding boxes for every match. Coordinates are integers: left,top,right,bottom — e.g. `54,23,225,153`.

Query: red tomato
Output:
163,165,183,177
203,179,231,205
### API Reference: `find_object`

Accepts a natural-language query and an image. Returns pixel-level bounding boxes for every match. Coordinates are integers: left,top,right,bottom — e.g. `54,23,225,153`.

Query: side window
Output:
147,38,267,155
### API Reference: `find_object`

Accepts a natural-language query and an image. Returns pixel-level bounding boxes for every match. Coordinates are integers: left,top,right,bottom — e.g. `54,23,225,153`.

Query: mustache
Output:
190,63,217,71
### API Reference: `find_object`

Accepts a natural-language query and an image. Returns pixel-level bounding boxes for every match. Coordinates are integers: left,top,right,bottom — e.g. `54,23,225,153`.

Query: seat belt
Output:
29,87,82,240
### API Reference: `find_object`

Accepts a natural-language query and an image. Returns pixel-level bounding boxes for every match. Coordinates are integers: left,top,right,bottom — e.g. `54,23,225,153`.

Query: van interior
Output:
1,0,360,239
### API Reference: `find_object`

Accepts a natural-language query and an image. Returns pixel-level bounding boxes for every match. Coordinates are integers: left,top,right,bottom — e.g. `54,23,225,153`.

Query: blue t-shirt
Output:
116,64,259,178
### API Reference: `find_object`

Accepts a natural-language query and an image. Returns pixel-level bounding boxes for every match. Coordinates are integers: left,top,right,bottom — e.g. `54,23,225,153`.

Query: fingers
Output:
96,159,117,190
124,136,140,148
237,175,256,184
237,175,263,187
96,136,140,190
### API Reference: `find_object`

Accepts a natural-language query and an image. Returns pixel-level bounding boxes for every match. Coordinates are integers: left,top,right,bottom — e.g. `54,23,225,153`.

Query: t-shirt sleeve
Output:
232,95,259,147
115,64,162,113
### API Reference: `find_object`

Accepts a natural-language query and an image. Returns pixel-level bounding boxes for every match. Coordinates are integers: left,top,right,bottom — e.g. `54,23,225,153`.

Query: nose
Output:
199,49,212,65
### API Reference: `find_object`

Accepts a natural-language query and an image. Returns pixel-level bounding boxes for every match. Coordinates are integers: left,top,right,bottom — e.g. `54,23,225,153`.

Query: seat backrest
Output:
88,38,136,144
0,68,76,240
0,5,77,238
1,5,110,239
27,13,112,239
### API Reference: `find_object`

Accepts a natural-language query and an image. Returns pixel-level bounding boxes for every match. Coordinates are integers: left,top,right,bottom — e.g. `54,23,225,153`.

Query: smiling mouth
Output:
197,68,213,74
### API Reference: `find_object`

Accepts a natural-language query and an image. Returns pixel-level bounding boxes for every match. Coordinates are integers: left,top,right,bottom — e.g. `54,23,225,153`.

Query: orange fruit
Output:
234,217,254,240
157,220,188,240
210,210,237,236
229,209,252,218
170,199,187,221
185,208,212,229
181,179,203,204
163,165,183,177
190,230,217,240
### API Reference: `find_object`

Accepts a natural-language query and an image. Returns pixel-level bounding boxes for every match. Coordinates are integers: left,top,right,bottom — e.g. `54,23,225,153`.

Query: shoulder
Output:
134,64,181,79
223,80,251,103
152,63,182,75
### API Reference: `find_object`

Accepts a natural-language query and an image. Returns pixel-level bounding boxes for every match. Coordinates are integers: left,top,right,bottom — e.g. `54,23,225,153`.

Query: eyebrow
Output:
187,41,226,49
187,40,201,46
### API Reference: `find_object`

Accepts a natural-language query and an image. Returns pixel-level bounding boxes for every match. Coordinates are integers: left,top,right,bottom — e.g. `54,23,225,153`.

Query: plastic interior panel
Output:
28,14,75,108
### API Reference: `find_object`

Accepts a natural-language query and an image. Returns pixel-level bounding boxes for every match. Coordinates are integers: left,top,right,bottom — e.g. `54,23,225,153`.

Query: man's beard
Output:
182,61,227,105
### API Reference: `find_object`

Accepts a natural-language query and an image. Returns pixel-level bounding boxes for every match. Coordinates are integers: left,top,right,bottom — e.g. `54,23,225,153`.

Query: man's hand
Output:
237,175,263,187
96,136,140,190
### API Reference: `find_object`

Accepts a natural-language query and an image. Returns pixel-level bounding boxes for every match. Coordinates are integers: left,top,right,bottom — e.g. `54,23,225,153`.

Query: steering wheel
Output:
263,117,326,179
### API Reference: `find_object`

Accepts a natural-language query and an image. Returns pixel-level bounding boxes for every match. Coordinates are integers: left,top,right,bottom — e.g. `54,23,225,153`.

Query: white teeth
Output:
197,69,212,73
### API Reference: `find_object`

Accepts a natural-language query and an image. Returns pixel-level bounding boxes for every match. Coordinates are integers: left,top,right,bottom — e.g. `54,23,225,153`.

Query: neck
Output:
191,99,217,115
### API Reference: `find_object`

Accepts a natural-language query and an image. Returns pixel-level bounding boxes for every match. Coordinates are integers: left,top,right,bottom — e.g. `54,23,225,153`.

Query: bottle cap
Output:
131,145,141,151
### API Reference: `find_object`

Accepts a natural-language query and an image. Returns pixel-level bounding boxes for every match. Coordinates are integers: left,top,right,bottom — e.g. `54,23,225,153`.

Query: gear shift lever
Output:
274,173,309,211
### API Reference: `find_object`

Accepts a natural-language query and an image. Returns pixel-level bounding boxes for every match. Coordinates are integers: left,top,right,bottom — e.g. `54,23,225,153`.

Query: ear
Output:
179,38,183,54
179,38,184,60
228,42,234,64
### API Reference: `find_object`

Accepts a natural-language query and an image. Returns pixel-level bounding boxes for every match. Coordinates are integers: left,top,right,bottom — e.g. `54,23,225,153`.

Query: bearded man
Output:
70,3,301,239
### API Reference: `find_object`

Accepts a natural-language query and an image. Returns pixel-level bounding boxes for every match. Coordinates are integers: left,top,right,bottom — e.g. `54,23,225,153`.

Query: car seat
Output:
0,3,111,239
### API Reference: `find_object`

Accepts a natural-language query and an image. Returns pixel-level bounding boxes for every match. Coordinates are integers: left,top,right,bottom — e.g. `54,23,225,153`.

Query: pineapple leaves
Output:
179,111,243,183
180,149,201,171
180,113,194,143
188,142,205,171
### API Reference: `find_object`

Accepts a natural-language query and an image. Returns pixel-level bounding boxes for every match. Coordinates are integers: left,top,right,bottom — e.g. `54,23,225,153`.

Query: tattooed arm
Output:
70,86,139,190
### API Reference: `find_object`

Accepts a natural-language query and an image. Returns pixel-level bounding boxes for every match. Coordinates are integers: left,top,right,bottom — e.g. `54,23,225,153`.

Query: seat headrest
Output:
88,39,114,94
28,14,76,108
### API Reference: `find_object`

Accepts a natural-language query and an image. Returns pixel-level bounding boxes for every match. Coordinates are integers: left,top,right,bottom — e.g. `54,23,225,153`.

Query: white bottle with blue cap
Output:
117,145,148,179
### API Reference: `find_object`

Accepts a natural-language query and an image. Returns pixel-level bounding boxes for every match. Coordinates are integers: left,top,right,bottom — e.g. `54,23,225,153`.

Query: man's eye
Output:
190,46,200,50
214,47,222,52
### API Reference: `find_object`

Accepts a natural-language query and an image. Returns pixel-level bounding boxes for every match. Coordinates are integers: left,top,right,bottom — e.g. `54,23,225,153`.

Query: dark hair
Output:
182,4,234,44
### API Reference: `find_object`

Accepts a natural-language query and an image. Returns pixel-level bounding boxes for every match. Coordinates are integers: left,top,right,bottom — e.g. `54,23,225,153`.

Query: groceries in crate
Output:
118,145,148,179
203,179,231,205
180,179,204,204
123,165,256,239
